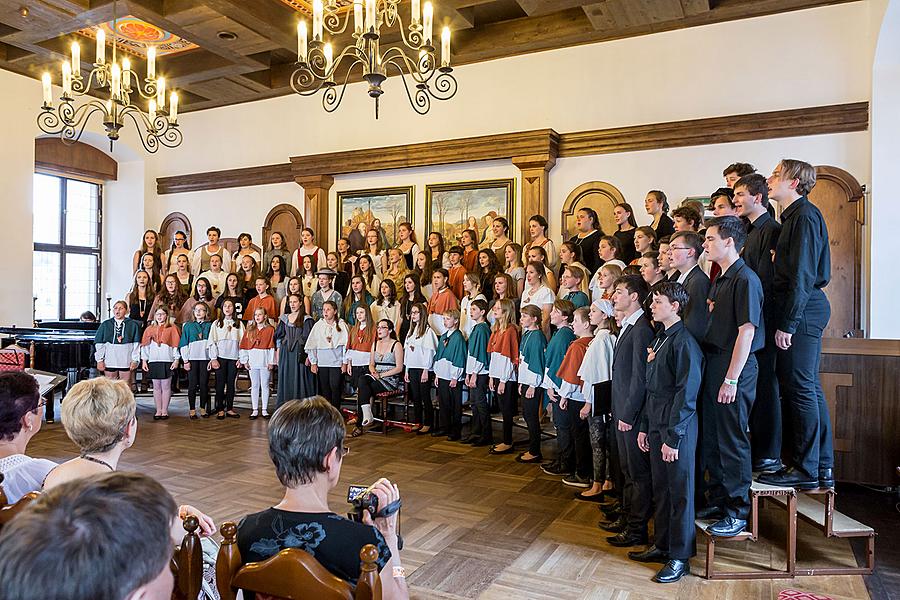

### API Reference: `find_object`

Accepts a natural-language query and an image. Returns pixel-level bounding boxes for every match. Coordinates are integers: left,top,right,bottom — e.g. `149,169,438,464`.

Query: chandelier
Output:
290,0,457,118
37,4,181,153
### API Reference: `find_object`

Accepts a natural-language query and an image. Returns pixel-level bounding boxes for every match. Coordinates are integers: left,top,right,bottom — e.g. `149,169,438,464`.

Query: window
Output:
33,173,102,321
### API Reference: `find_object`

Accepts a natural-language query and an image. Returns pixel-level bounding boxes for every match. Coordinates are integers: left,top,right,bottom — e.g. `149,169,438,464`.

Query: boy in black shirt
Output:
699,216,764,538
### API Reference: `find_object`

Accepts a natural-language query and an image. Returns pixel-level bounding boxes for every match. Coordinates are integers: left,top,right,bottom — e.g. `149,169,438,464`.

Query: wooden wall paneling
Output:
820,349,900,486
294,175,335,252
289,129,559,179
262,203,305,257
810,165,865,338
560,181,626,240
155,104,867,196
34,138,117,181
159,212,193,250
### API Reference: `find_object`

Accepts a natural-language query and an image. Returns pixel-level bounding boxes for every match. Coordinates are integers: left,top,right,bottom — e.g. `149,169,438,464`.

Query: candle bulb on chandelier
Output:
41,72,52,106
412,0,421,25
169,92,178,123
423,2,433,45
71,41,80,77
148,98,156,124
297,21,308,62
157,77,166,109
365,0,375,33
62,61,72,97
110,62,121,99
313,0,323,42
353,0,362,34
96,28,105,64
324,42,334,80
441,26,450,67
122,58,131,89
147,47,156,79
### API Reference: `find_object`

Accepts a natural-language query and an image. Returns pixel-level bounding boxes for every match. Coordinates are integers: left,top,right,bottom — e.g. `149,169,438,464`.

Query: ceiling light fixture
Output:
36,1,182,153
290,0,457,118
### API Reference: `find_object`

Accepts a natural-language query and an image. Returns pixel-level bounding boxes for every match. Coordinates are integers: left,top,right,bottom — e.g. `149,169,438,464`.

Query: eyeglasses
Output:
340,445,351,458
669,246,692,252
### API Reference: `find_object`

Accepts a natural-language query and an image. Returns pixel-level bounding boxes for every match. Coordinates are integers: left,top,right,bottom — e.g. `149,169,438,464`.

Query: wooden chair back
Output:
171,514,204,600
216,521,381,600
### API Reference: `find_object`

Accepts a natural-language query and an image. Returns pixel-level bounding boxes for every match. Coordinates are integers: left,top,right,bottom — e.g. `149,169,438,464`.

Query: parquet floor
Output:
28,394,872,600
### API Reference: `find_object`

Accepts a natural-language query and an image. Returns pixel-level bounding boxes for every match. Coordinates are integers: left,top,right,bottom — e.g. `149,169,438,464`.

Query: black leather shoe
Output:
653,559,690,583
628,545,669,564
598,517,626,533
706,517,747,537
600,509,622,522
757,467,819,490
695,505,724,520
818,467,835,489
607,531,648,547
430,429,447,437
752,458,783,473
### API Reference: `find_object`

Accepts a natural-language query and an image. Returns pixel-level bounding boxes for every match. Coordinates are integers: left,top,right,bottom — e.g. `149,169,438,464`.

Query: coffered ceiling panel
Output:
0,0,856,113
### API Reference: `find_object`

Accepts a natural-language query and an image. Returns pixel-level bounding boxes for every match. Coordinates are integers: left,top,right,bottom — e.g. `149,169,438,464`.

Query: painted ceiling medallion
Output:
277,0,354,17
77,16,197,58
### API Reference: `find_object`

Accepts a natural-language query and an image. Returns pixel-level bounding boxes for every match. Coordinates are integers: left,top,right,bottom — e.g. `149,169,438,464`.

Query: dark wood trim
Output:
35,138,117,182
156,102,869,195
557,102,869,157
157,163,294,195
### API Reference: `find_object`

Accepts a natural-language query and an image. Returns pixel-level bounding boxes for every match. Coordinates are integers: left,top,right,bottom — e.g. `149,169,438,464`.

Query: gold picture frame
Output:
425,178,516,248
336,186,414,253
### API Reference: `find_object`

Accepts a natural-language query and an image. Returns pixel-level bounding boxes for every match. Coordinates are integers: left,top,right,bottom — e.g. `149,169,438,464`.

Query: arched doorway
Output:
159,212,192,251
263,203,305,253
560,181,626,240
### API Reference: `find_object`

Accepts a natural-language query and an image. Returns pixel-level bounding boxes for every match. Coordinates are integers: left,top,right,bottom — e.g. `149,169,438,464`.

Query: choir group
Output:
96,158,833,584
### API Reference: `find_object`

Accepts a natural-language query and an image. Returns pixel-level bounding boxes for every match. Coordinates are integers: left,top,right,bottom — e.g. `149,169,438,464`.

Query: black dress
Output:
614,228,638,265
570,230,602,277
653,214,676,240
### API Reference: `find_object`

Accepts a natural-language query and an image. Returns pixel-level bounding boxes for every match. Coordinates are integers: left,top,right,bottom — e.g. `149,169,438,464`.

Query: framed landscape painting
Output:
425,179,516,247
336,186,414,253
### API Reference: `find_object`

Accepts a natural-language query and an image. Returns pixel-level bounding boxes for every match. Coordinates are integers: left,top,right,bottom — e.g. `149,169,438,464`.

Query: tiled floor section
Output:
27,395,879,600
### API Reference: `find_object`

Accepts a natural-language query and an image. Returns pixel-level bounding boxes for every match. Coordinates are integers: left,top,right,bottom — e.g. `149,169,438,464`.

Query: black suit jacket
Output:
612,312,655,427
680,265,711,342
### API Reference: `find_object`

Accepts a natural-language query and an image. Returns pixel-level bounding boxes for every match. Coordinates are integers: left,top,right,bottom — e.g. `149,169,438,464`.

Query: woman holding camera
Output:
237,398,408,599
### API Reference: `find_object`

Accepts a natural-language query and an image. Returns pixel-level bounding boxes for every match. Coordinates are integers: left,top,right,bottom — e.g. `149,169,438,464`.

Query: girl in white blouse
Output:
521,261,556,339
403,303,438,433
371,279,401,332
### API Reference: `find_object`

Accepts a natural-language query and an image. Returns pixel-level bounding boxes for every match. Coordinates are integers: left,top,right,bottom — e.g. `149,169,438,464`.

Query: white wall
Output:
0,69,38,326
104,160,147,305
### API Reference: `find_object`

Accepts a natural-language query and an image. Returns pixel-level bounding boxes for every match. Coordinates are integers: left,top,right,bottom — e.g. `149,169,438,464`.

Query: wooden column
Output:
512,154,557,243
294,174,334,250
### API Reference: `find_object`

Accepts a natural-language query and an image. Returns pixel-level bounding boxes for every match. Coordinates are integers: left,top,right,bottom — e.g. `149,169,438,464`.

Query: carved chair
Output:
216,521,381,600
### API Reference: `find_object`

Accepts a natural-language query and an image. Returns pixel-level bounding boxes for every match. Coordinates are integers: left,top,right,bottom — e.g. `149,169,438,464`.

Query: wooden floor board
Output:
24,395,871,599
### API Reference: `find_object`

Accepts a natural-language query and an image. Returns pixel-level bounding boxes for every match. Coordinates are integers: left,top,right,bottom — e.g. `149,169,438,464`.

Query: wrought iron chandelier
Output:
37,3,181,153
291,0,457,118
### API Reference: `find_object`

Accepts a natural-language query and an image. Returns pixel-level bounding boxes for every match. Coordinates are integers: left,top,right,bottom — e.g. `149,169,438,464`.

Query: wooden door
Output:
560,182,626,240
262,204,305,254
159,212,192,250
809,166,865,338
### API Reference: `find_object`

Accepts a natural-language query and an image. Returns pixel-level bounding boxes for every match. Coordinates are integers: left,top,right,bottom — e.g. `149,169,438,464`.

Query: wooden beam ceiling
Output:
0,0,858,113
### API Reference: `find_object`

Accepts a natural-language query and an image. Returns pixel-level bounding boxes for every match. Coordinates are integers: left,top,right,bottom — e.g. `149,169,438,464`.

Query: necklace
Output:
80,454,115,471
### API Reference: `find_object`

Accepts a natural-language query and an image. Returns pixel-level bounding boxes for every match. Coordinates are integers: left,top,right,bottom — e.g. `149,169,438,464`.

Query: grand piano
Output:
0,321,98,422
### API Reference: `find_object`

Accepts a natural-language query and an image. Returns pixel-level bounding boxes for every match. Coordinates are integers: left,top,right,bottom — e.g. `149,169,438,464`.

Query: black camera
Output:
347,484,378,522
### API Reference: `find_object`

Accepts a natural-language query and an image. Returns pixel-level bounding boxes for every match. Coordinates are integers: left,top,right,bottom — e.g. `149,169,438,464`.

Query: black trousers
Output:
567,400,592,479
437,378,463,437
521,385,544,456
750,314,782,462
187,360,210,411
214,358,238,412
468,374,491,442
615,425,653,536
649,422,698,560
493,377,517,445
552,396,574,470
701,351,757,520
358,373,391,415
776,291,833,479
316,366,344,411
407,368,434,428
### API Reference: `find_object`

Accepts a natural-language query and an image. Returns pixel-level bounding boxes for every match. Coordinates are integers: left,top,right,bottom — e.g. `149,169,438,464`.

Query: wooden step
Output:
768,491,874,537
750,480,796,497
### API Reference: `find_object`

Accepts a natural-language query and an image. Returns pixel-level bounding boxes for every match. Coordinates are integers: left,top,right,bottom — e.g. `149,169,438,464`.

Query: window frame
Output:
33,172,103,321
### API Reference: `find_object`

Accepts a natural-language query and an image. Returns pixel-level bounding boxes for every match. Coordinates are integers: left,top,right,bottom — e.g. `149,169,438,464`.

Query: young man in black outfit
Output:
667,231,710,342
699,216,765,537
734,173,784,474
605,275,655,548
759,159,834,490
632,282,703,583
